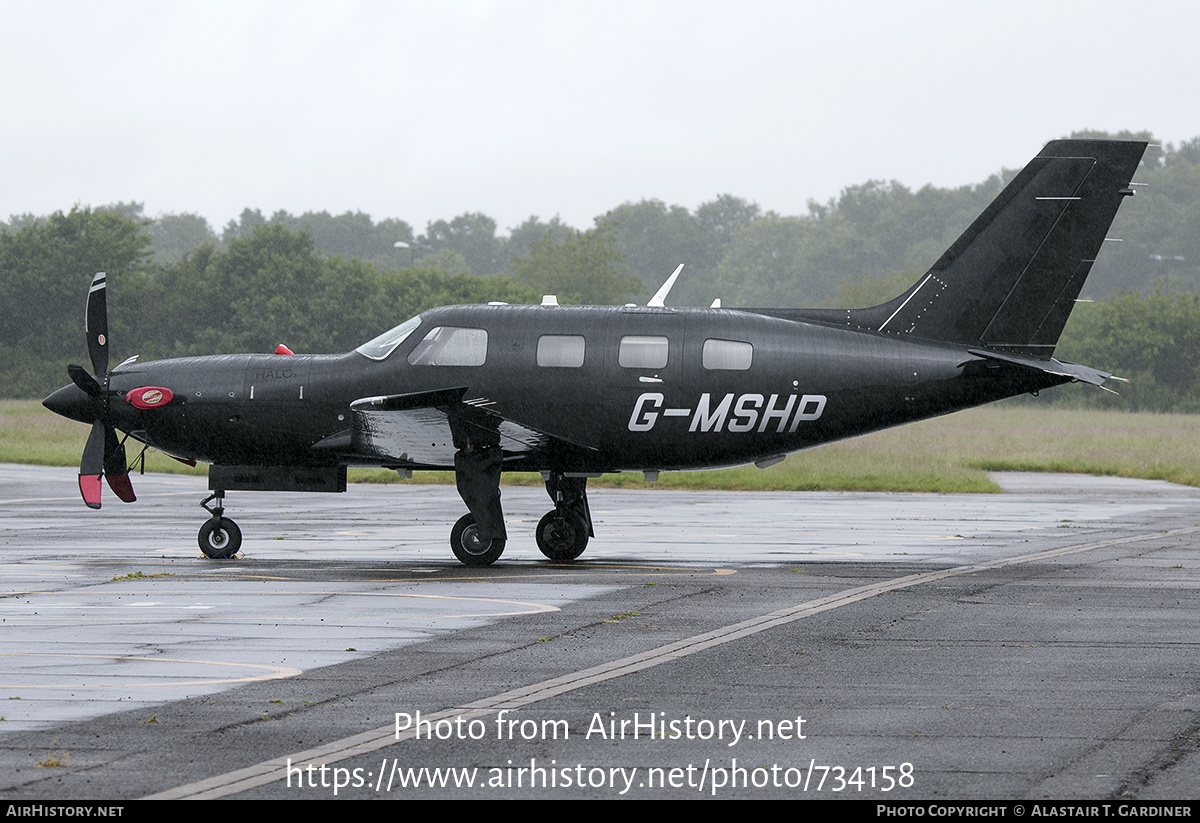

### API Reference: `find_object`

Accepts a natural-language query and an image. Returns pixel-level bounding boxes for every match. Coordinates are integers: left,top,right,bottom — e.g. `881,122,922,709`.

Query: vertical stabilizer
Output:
845,140,1145,355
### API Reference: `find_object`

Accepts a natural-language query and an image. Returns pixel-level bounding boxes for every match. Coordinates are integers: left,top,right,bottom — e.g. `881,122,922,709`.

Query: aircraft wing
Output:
348,387,586,467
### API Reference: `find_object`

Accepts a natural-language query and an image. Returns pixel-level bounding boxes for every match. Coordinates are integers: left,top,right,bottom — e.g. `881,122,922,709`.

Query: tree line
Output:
3,129,1198,408
31,130,1198,304
0,207,639,398
59,130,1197,303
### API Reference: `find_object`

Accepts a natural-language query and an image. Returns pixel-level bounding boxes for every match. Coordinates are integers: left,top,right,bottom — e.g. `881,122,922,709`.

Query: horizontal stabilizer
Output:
967,348,1118,391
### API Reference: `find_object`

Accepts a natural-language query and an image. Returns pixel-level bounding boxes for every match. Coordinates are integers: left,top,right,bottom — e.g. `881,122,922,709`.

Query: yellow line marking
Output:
0,653,300,688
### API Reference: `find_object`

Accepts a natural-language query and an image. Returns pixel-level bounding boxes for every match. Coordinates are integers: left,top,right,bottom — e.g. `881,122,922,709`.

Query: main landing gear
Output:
536,509,589,561
450,513,506,566
198,489,241,559
447,466,594,567
450,443,508,566
535,473,592,562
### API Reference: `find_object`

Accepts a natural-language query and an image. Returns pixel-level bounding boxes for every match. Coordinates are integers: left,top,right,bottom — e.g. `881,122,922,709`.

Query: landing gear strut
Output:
449,439,507,566
198,489,241,559
536,473,592,562
446,418,595,565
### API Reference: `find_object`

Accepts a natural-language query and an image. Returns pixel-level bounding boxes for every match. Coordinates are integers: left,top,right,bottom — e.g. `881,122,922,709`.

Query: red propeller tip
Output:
79,474,102,509
106,473,136,503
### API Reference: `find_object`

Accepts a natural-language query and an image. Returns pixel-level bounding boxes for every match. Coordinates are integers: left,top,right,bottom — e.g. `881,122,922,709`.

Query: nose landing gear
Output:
198,489,241,559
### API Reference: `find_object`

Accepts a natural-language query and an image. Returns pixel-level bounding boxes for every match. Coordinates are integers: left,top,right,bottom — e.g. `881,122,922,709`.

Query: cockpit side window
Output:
355,315,422,361
407,327,488,366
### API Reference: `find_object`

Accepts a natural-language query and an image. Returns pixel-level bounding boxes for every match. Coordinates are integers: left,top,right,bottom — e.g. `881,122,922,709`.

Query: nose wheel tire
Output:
536,510,589,561
450,513,505,566
198,517,241,559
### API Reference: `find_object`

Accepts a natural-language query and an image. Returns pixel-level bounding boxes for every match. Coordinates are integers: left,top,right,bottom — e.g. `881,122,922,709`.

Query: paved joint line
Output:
145,525,1200,799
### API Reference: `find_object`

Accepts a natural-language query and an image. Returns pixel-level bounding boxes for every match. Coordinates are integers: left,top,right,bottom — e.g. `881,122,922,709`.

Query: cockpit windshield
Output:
354,315,422,360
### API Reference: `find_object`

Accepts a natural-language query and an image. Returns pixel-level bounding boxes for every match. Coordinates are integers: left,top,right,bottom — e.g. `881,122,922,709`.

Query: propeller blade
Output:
103,424,125,472
67,363,102,398
73,274,135,507
86,272,109,377
106,471,136,503
102,425,136,503
79,420,105,509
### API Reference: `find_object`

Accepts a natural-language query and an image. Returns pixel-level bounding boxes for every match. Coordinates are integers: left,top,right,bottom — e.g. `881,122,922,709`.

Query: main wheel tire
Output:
198,517,241,559
536,510,589,561
450,513,505,566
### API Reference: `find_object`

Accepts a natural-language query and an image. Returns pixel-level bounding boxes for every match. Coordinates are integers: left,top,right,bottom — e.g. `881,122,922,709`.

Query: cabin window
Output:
619,335,669,369
702,338,753,370
354,315,421,360
407,327,488,366
537,335,585,367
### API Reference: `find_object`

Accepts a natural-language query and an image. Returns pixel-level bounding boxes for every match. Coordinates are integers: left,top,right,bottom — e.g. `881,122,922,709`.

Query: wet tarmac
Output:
1,464,1198,800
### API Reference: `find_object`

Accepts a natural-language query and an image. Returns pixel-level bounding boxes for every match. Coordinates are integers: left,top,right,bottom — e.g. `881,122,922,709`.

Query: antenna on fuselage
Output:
647,264,684,307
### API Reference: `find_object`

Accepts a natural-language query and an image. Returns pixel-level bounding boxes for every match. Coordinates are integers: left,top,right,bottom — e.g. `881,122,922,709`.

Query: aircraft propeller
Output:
66,273,135,508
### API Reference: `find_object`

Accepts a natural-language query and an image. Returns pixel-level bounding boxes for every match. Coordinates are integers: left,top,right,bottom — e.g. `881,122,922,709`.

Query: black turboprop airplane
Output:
43,139,1146,565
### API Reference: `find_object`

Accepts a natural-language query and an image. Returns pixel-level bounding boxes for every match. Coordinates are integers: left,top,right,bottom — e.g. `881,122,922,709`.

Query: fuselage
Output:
44,303,1065,475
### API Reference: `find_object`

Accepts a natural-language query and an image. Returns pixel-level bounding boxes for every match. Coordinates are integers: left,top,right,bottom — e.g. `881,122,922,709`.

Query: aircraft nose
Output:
43,383,93,423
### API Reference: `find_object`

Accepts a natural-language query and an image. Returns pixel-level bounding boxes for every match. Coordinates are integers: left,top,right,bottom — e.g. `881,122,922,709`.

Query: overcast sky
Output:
3,0,1197,236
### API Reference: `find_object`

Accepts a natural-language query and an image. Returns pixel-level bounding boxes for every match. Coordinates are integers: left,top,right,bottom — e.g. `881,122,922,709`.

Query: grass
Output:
35,751,70,767
6,398,1200,493
0,400,207,476
108,571,176,582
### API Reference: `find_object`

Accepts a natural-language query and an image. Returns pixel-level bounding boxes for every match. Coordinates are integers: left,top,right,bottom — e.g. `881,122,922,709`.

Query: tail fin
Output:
823,140,1146,355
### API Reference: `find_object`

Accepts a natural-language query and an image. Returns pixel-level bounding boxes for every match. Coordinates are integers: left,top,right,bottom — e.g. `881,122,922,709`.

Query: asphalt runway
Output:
1,463,1198,800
